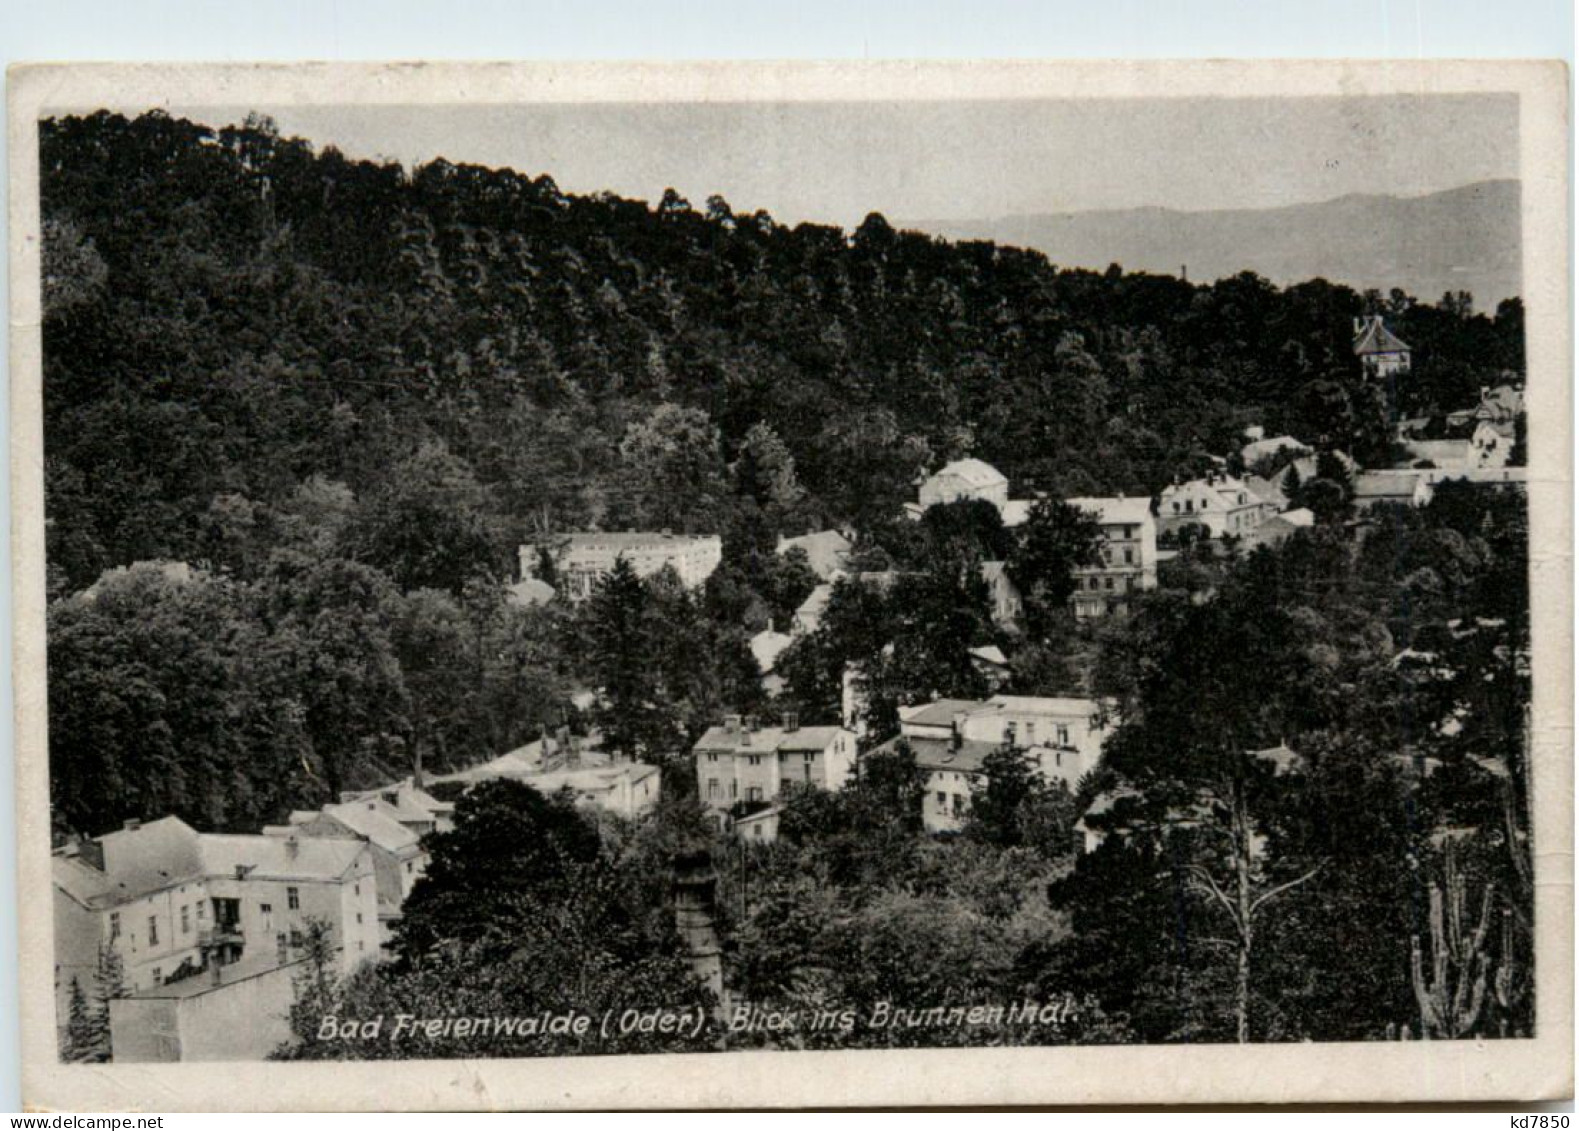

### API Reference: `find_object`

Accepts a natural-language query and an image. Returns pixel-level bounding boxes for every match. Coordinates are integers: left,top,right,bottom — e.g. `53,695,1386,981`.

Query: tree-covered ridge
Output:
42,110,1522,595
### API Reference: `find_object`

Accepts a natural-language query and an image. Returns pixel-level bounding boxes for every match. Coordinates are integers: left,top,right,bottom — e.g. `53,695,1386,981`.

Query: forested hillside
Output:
42,111,1522,596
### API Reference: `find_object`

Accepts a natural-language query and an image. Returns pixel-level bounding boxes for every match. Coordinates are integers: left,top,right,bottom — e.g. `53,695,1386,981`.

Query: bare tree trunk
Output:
1234,782,1253,1044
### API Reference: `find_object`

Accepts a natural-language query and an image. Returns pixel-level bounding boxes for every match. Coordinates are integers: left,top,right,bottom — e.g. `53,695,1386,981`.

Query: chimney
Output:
723,714,742,736
412,744,425,792
743,714,758,734
951,711,967,751
782,711,799,733
285,835,300,859
123,818,142,832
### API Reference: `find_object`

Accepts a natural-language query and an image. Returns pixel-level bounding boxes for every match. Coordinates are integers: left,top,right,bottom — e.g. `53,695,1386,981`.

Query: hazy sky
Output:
174,94,1518,227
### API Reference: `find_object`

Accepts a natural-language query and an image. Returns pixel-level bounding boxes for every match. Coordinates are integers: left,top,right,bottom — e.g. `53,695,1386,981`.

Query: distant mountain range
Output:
904,180,1521,308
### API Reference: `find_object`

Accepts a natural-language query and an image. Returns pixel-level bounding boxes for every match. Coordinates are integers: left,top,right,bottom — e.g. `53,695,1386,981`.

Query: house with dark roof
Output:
1353,315,1412,379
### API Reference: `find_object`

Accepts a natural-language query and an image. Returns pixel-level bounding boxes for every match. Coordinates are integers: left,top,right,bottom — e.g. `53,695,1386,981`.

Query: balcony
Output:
197,925,244,949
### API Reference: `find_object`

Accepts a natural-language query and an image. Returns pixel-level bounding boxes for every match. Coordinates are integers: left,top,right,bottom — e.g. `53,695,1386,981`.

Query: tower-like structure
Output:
1353,315,1412,379
671,850,725,1012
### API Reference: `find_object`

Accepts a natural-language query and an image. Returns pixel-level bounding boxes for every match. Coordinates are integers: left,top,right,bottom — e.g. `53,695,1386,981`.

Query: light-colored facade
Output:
52,817,380,1034
1066,496,1158,617
1158,473,1277,541
108,952,306,1062
521,532,722,601
917,458,1010,510
887,695,1112,833
692,716,857,824
750,629,794,697
775,530,853,580
1353,315,1412,379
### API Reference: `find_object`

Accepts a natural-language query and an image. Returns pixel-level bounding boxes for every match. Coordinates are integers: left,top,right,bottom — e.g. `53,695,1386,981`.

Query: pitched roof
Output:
198,833,367,883
749,629,794,674
318,800,424,856
506,577,556,607
1353,316,1411,355
1244,475,1288,507
980,694,1103,719
931,458,1008,488
561,531,721,551
1065,496,1152,526
969,644,1009,667
900,736,998,775
1353,471,1427,500
990,499,1030,528
94,817,205,901
776,530,853,579
693,724,848,754
898,698,991,728
52,852,118,909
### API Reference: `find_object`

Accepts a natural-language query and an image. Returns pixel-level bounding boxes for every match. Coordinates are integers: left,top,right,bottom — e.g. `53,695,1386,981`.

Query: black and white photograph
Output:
10,60,1571,1109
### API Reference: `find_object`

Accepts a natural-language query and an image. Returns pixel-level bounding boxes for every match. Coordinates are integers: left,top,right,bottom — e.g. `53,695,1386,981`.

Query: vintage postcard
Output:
8,60,1572,1109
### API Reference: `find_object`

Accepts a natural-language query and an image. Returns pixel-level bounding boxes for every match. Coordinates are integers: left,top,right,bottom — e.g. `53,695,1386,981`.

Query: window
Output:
180,905,190,933
197,902,206,922
936,791,947,807
1104,577,1115,591
260,902,272,915
1057,725,1070,746
804,752,814,763
747,755,761,766
147,915,158,946
354,884,360,897
289,929,304,948
356,913,363,925
707,753,717,763
707,778,719,800
151,967,162,985
287,887,300,911
1172,501,1179,513
358,941,365,953
803,763,812,782
1123,548,1134,564
109,913,120,942
405,862,413,874
746,787,763,803
752,824,764,839
1025,722,1036,744
730,782,738,799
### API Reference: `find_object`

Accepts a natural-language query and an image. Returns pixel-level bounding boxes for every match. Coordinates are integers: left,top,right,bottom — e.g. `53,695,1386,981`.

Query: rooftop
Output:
1353,316,1411,356
1065,496,1153,526
311,799,424,856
